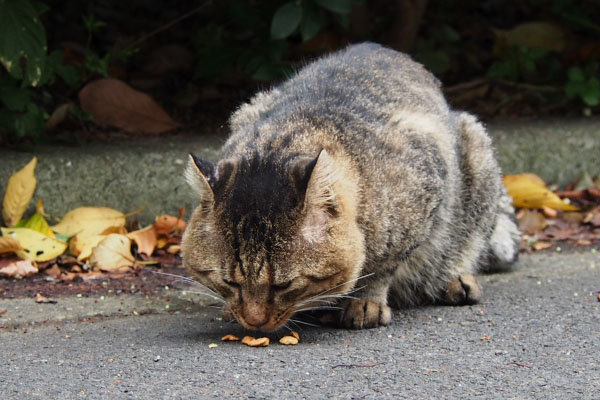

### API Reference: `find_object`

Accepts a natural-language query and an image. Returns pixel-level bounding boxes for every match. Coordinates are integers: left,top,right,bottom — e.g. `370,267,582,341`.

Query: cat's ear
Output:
304,149,340,213
186,154,236,207
300,150,340,243
185,154,217,204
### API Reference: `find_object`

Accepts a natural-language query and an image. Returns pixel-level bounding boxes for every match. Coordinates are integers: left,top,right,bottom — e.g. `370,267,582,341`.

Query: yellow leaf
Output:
1,227,67,262
89,233,135,272
0,236,23,254
126,225,157,256
21,199,55,238
503,174,578,211
52,207,126,237
492,22,567,54
0,257,38,278
2,157,38,227
69,234,106,261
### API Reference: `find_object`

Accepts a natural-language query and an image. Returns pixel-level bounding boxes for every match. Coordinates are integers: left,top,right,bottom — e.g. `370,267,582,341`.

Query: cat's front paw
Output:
444,273,482,305
341,299,392,329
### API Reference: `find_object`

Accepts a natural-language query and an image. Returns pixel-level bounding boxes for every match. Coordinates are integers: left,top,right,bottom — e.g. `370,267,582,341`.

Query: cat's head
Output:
181,150,364,331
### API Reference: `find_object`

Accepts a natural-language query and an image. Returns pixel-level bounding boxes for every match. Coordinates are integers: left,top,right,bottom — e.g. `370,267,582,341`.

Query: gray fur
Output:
182,43,520,330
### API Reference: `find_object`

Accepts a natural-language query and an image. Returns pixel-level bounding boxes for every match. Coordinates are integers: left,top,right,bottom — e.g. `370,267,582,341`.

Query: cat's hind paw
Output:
444,273,482,305
341,299,392,329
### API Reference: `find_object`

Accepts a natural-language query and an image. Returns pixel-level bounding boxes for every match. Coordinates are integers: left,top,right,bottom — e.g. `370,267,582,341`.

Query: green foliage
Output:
565,65,600,107
0,1,115,143
271,2,303,40
412,25,460,75
487,46,549,81
0,0,48,87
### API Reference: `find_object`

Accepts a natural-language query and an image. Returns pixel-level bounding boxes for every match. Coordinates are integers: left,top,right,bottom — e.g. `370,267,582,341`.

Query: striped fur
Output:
181,43,520,331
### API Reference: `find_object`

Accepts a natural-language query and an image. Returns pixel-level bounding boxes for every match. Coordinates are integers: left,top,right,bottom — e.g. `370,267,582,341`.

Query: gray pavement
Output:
1,118,600,224
1,250,599,399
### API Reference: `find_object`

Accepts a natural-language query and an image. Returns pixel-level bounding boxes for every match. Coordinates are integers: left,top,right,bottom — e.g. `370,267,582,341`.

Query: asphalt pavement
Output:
1,249,598,399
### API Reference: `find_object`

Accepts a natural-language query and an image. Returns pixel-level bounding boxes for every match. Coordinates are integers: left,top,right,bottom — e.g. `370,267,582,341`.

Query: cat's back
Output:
224,43,451,157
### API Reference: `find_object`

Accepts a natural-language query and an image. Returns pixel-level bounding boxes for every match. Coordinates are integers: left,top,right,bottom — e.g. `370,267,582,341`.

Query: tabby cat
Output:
181,43,520,331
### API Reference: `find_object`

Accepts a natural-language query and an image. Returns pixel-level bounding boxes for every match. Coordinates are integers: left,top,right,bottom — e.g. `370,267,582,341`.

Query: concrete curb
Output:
1,118,599,224
0,291,212,329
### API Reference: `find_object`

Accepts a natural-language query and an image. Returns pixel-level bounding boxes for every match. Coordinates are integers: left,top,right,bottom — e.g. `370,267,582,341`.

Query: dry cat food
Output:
241,336,270,347
220,334,240,341
279,336,299,345
220,332,299,347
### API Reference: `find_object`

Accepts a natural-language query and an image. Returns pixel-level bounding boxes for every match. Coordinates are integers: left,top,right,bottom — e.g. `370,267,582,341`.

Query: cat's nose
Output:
243,303,269,327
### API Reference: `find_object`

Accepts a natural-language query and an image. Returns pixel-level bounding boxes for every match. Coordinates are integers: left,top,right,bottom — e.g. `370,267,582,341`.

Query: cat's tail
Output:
480,186,521,272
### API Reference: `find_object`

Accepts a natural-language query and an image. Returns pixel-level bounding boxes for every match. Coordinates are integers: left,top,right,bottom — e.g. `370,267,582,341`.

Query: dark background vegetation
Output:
1,0,599,146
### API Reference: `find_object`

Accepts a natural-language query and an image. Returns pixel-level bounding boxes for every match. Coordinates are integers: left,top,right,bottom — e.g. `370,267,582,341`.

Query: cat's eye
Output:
223,279,241,288
271,280,292,291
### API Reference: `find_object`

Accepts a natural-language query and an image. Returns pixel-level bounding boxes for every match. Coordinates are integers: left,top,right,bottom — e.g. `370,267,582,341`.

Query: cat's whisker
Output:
310,273,374,299
296,305,343,312
181,289,225,303
151,271,215,288
288,318,320,327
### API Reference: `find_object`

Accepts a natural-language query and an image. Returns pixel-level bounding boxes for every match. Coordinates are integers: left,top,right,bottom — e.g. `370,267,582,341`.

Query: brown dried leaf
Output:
154,212,187,235
89,234,135,272
45,102,74,130
126,226,157,256
35,293,57,304
517,209,547,235
78,78,181,134
0,257,38,278
532,241,552,251
166,245,180,254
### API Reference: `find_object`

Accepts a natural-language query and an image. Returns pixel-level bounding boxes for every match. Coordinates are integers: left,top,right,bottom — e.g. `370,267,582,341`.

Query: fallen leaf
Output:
52,207,126,238
532,241,552,251
20,199,55,238
126,225,157,256
517,209,547,235
0,257,38,278
542,207,557,219
1,227,67,262
78,78,181,134
166,245,180,254
0,236,23,254
492,22,567,54
576,239,592,246
584,208,600,226
154,213,187,235
45,102,74,130
89,233,135,272
2,157,38,227
503,174,578,211
43,264,62,279
69,234,106,261
35,293,57,304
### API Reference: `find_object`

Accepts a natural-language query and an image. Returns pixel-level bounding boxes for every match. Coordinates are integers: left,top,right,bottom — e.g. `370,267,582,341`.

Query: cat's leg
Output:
444,273,482,305
440,112,506,305
339,275,392,329
481,186,520,272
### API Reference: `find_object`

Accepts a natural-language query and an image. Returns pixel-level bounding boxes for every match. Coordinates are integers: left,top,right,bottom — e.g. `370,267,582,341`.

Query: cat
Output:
181,42,520,331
